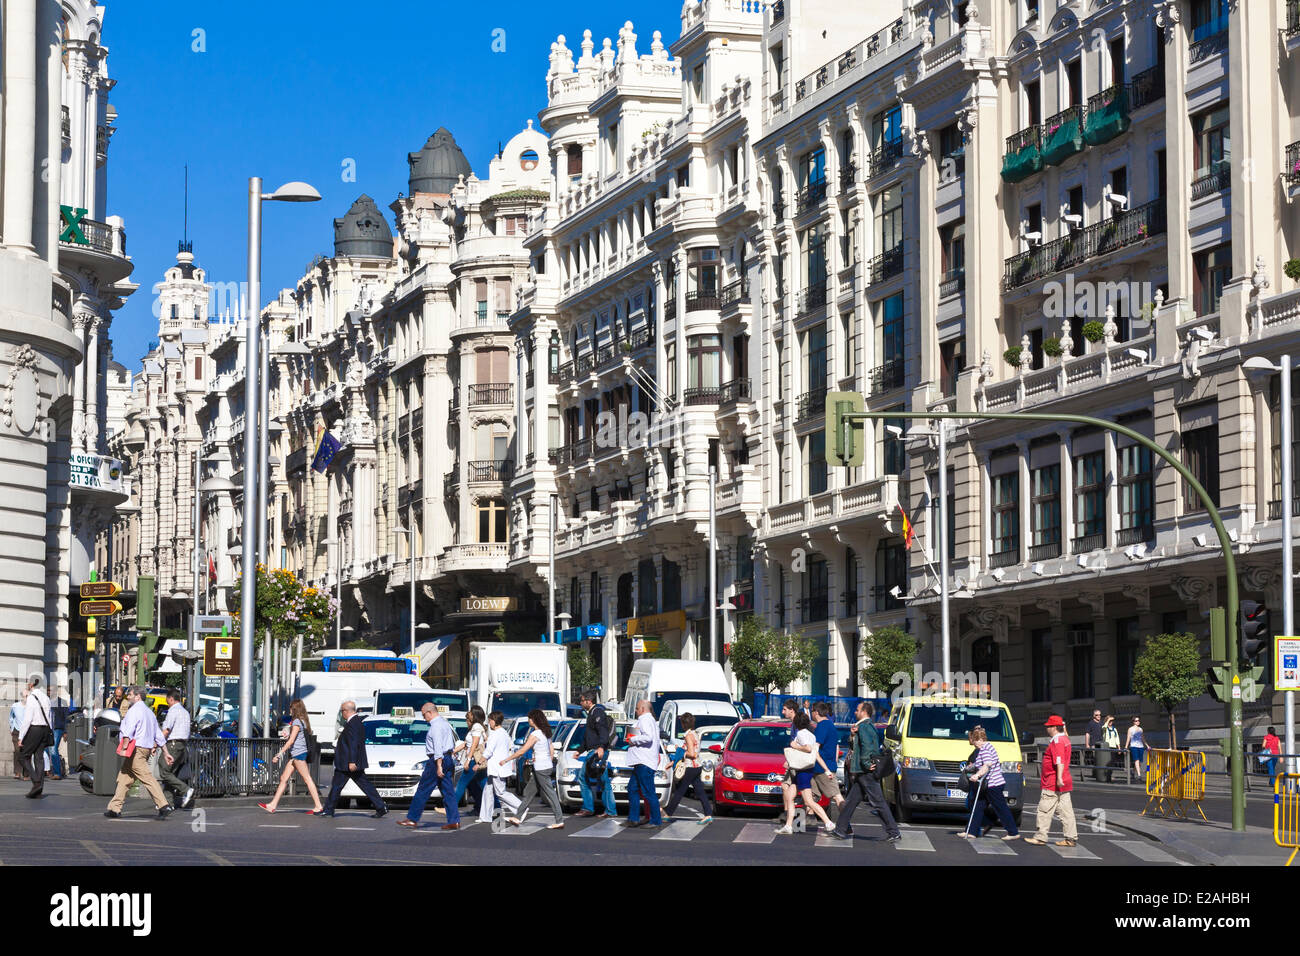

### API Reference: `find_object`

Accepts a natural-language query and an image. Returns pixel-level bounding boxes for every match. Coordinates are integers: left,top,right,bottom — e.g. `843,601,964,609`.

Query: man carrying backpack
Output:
574,690,615,817
830,701,900,843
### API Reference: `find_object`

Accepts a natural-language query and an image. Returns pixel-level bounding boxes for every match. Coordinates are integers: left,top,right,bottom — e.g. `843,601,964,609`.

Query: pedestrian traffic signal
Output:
1240,600,1269,666
825,391,865,466
1206,664,1231,703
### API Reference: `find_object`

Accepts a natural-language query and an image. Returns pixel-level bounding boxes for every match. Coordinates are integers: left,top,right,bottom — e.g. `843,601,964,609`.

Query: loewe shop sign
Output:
460,596,517,612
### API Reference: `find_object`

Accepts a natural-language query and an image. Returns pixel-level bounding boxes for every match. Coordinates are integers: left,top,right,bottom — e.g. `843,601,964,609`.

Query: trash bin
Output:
93,726,124,796
68,714,92,770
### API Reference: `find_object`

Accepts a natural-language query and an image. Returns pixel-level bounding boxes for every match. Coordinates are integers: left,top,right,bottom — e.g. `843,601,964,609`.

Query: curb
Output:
1102,809,1281,866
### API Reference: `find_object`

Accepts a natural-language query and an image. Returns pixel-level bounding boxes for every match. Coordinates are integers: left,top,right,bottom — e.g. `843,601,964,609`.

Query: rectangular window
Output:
1193,243,1232,317
801,223,827,289
1070,625,1095,699
880,292,904,366
1190,0,1228,41
1031,463,1061,558
1192,104,1230,178
687,335,721,391
843,547,858,617
1066,59,1082,107
1031,627,1053,702
841,310,855,379
875,187,903,254
928,468,956,562
883,409,906,477
805,323,828,392
1118,444,1153,534
874,540,906,611
940,339,965,397
802,554,829,623
1181,423,1220,511
1115,617,1140,696
1109,35,1125,86
637,559,657,616
665,342,677,397
805,431,828,495
992,473,1020,560
476,498,507,544
1073,451,1105,548
870,105,903,149
799,147,826,188
1026,79,1041,126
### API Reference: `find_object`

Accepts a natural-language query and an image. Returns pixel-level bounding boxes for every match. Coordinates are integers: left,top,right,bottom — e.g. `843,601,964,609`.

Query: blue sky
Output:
105,0,681,367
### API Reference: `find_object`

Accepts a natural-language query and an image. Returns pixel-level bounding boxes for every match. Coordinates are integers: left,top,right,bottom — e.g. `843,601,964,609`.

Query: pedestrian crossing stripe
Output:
568,817,623,838
650,821,707,841
968,837,1016,855
894,830,935,852
1046,841,1100,860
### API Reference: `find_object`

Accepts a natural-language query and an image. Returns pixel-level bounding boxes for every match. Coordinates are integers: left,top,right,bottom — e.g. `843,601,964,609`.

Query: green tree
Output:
1131,632,1205,748
726,616,820,698
859,624,920,696
644,635,678,660
568,645,602,699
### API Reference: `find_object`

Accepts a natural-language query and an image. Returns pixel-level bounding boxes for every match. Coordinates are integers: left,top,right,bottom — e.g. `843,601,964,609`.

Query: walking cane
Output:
964,776,985,837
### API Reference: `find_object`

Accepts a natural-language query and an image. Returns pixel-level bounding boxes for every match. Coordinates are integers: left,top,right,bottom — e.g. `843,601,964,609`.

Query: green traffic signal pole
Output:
836,407,1245,832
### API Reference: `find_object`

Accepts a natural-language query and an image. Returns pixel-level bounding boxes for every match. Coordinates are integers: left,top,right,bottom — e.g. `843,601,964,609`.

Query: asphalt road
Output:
0,775,1216,866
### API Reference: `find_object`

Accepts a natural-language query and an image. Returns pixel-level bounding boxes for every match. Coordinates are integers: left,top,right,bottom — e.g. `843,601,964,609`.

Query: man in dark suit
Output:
318,699,387,818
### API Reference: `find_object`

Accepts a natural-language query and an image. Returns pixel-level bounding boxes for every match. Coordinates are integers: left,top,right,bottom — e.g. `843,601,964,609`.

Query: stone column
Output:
1059,429,1073,555
83,316,102,452
70,312,90,450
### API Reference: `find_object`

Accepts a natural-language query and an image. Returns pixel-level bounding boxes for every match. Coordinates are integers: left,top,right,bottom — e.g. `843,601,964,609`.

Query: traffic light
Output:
1206,664,1230,703
825,391,865,466
1239,600,1269,667
136,575,155,631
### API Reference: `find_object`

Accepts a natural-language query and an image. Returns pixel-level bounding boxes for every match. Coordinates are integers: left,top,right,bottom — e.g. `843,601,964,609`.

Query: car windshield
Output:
376,691,465,714
565,723,633,751
685,715,738,731
449,718,468,740
906,705,1014,742
364,720,429,747
728,726,792,754
490,692,561,719
699,730,730,744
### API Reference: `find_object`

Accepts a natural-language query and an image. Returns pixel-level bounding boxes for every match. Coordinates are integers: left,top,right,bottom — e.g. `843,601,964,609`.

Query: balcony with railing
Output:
1002,198,1166,291
59,216,127,258
869,358,904,393
665,299,677,320
989,549,1020,569
869,244,904,284
720,377,752,404
468,382,513,406
839,163,858,192
1002,124,1043,183
1071,531,1105,554
686,289,722,312
1188,24,1229,64
1129,65,1165,110
796,386,829,423
1116,523,1154,546
796,281,828,318
468,459,514,483
720,280,750,309
1039,105,1085,166
684,385,723,406
1267,497,1300,520
1191,159,1231,200
1289,0,1300,38
1029,540,1061,561
1083,84,1131,146
763,475,899,537
869,139,905,178
1286,141,1300,189
938,268,965,299
796,178,828,216
554,437,592,467
525,370,534,389
772,0,784,22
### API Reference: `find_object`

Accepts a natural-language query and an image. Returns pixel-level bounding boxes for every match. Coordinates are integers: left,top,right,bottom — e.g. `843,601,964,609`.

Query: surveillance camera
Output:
885,425,904,438
888,585,903,598
1023,230,1042,247
1062,213,1083,225
1077,553,1090,569
991,567,1006,582
1105,192,1130,211
1192,533,1207,547
1124,348,1149,364
1031,562,1045,576
1191,327,1215,342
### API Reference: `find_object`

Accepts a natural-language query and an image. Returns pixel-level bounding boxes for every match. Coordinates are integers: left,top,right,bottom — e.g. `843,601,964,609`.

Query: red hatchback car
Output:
712,719,831,814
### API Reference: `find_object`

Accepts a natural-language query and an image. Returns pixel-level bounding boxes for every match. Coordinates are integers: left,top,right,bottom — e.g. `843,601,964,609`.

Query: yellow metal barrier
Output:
1275,773,1300,867
1141,748,1208,821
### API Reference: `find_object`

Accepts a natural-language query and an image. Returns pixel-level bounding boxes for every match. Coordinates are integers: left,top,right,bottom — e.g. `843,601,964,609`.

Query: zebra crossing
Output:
462,813,1189,862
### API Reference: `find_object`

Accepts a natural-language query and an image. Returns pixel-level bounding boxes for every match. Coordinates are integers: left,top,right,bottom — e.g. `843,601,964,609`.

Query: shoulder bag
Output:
870,745,895,781
957,747,981,792
674,730,697,782
784,745,817,771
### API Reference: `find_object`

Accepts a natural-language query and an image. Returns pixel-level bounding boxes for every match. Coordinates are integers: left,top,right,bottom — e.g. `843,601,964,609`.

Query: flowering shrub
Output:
231,564,336,646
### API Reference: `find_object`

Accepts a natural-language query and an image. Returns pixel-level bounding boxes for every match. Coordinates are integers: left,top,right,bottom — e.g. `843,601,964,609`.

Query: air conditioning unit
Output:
1066,628,1094,648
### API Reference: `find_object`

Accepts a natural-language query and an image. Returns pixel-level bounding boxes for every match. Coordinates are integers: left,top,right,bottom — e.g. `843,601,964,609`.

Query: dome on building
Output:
333,194,393,259
408,127,473,195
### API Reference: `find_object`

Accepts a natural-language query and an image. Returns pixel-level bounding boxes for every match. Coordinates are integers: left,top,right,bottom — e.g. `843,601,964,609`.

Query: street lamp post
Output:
708,467,718,664
322,537,342,649
549,495,558,644
394,525,416,655
192,456,235,711
238,177,320,742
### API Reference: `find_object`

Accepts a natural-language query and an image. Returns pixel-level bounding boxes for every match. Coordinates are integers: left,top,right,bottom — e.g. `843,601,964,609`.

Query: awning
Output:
410,634,461,675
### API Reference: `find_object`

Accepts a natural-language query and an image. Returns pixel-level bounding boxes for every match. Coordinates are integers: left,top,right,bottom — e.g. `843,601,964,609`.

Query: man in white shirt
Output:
19,676,52,797
623,700,663,828
105,686,173,819
399,702,463,830
158,689,194,809
9,692,27,780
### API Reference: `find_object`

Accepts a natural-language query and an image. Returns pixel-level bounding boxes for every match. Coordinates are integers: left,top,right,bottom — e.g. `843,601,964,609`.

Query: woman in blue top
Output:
260,699,324,814
1125,716,1147,781
961,726,1019,840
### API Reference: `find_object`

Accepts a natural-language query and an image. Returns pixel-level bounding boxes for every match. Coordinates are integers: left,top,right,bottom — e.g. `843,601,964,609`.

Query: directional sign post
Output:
79,599,123,617
79,581,121,599
203,636,240,678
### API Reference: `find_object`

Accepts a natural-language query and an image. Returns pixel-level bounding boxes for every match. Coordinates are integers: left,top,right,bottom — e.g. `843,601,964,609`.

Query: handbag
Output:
784,746,816,771
115,734,136,759
870,746,895,781
957,747,980,792
674,730,697,782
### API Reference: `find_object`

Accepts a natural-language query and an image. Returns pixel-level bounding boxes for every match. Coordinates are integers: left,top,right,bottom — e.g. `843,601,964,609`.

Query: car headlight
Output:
701,758,715,770
901,756,931,770
1000,761,1022,774
766,772,783,783
655,772,667,782
720,765,743,780
560,769,577,783
414,760,427,771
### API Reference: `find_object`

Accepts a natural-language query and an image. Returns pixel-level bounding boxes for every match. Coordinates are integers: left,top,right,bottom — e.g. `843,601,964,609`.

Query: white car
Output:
554,720,670,808
338,712,468,809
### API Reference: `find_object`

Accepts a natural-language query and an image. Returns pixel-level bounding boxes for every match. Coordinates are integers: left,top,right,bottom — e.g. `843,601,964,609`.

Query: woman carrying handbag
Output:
959,726,1019,840
448,705,487,815
776,711,834,834
663,713,713,824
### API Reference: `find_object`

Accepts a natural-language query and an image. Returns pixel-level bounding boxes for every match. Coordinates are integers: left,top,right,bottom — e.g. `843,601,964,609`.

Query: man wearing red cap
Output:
1024,715,1078,847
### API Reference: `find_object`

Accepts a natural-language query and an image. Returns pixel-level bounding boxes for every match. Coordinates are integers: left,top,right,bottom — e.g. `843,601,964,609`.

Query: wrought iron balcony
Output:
468,383,513,406
1071,532,1105,554
1115,524,1154,546
869,358,904,392
796,178,828,215
665,299,677,320
684,386,722,406
720,377,752,403
1191,160,1231,200
1267,498,1300,520
938,267,965,298
989,549,1020,569
468,459,514,482
1286,141,1300,187
1129,65,1165,109
685,289,722,312
1029,541,1061,561
1188,27,1228,65
525,370,534,388
796,281,828,318
869,139,905,177
720,280,750,308
839,163,858,192
869,244,904,284
1002,198,1166,291
772,0,784,22
796,386,829,423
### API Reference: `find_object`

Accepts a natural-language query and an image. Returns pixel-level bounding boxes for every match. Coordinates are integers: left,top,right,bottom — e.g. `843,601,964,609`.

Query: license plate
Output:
946,788,966,799
613,782,628,792
754,784,781,794
379,788,408,798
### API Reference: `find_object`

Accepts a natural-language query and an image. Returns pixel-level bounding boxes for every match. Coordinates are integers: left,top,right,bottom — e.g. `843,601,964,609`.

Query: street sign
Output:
193,615,234,635
545,622,607,644
632,638,661,653
1276,636,1300,691
79,599,123,616
97,630,140,645
203,636,240,677
79,581,121,598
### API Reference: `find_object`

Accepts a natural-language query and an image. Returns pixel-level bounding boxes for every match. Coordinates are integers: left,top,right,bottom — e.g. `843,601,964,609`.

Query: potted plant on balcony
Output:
1136,222,1150,241
1081,321,1106,343
1003,345,1023,367
1042,336,1063,360
1285,259,1300,282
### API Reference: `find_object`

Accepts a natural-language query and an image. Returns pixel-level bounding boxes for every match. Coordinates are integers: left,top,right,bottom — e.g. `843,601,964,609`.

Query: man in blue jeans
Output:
574,690,615,817
47,693,68,779
398,702,461,831
623,700,663,828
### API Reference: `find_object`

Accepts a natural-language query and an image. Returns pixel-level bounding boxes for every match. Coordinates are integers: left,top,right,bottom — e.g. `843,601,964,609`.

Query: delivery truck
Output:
468,642,569,721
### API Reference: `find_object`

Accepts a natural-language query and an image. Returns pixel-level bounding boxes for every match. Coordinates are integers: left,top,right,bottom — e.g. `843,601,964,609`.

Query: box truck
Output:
468,642,569,721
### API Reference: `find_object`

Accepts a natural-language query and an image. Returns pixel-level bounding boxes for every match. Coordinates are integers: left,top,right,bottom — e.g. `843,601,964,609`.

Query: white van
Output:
468,642,569,721
297,650,434,756
621,660,736,721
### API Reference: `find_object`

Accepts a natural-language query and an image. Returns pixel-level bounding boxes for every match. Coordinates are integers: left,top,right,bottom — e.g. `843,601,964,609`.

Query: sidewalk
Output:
1104,809,1285,866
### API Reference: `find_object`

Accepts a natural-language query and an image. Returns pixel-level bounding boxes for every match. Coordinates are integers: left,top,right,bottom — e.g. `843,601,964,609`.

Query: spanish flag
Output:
899,503,914,549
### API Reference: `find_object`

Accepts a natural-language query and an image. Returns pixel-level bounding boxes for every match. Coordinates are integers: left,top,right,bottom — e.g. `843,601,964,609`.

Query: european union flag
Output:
310,430,341,473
